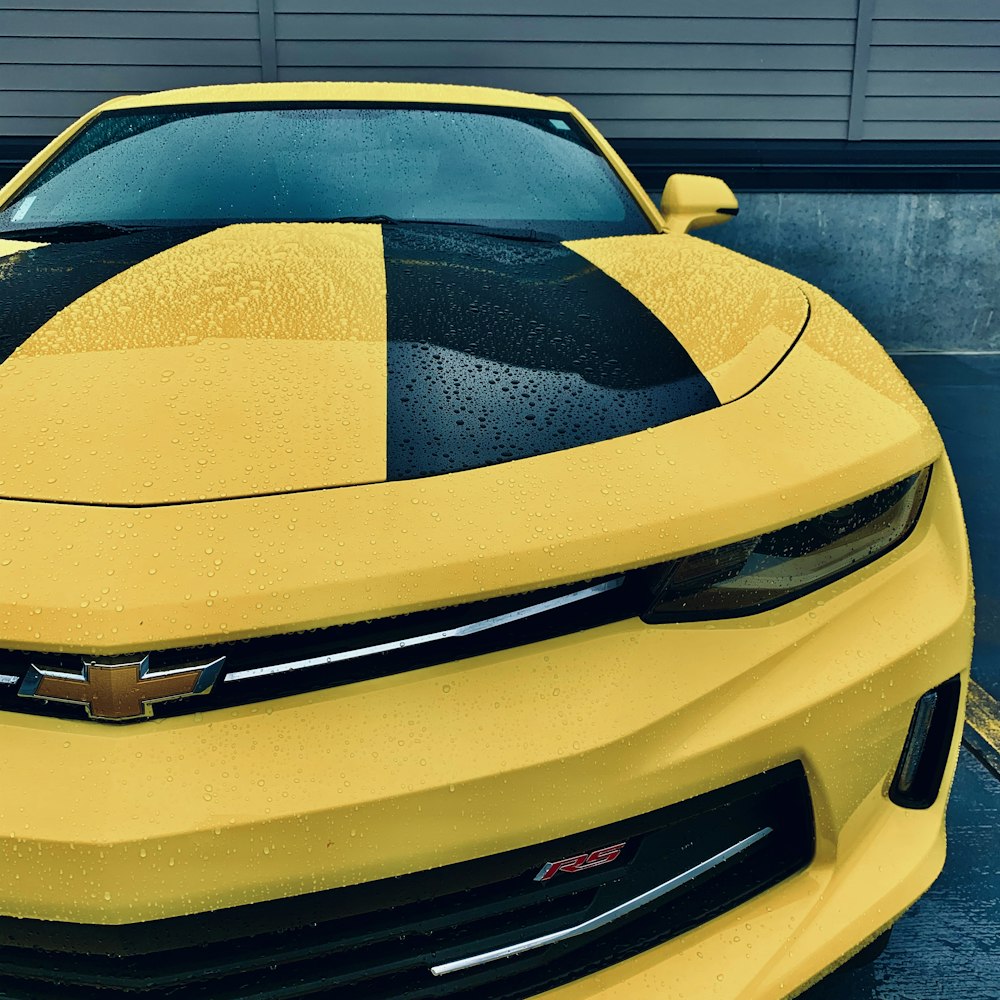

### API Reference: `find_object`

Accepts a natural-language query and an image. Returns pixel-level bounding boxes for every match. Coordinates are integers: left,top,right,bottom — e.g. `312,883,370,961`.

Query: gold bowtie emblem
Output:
18,655,225,721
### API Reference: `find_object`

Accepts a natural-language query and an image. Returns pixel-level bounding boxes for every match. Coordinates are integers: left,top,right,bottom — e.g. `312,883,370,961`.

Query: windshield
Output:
0,104,654,241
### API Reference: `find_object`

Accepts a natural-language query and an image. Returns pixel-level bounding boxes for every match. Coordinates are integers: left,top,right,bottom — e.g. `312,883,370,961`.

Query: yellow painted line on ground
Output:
964,680,1000,780
966,680,1000,754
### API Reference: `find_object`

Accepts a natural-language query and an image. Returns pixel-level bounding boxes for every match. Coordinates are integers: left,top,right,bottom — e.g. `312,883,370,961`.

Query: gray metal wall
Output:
1,1,998,142
701,192,1000,353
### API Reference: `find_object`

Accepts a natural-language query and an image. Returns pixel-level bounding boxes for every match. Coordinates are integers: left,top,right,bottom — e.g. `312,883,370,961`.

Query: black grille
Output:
0,572,646,722
0,763,813,999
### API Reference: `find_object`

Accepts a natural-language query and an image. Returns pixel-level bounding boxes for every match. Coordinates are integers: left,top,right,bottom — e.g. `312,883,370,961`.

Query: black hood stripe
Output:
0,225,720,494
382,228,719,480
0,229,212,367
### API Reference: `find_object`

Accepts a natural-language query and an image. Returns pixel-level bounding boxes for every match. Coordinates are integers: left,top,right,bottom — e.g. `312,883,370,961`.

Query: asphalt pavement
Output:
801,352,1000,1000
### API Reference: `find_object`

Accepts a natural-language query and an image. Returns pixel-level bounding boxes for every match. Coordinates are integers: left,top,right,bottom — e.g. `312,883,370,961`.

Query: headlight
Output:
643,466,932,621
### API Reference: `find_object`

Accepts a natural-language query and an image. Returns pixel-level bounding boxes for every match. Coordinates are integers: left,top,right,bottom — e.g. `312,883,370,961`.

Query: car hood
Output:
0,223,807,505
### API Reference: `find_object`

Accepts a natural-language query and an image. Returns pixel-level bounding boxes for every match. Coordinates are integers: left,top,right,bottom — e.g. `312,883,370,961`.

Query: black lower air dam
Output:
889,675,963,809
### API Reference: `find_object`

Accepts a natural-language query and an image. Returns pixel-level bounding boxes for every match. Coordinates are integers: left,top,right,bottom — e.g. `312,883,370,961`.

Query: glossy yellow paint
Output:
659,172,740,234
106,80,572,114
0,276,938,653
0,225,813,504
0,85,975,998
561,106,667,232
544,800,946,1000
0,456,971,931
0,223,387,503
568,233,808,402
0,238,45,257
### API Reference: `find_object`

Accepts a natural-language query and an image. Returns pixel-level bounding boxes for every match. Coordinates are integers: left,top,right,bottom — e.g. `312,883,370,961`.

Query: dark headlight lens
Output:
643,466,932,621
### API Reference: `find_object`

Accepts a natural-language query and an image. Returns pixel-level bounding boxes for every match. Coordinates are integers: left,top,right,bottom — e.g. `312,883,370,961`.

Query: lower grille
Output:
0,763,813,1000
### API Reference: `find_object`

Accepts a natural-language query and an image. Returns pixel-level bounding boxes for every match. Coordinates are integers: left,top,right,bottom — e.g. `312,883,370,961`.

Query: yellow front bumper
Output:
0,450,972,999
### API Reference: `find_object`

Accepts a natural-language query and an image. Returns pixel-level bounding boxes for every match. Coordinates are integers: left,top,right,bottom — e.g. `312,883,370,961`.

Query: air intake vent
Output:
889,675,962,809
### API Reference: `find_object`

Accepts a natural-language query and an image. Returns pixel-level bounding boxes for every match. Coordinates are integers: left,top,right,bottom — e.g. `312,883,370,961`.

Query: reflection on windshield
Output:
0,105,653,241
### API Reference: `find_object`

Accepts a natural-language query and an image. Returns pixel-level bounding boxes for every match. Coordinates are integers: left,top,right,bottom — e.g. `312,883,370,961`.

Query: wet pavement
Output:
802,748,999,1000
802,352,1000,1000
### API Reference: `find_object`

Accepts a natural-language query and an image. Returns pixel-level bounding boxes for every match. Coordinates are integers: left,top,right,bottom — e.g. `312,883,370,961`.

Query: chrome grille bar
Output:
224,576,625,683
429,826,772,977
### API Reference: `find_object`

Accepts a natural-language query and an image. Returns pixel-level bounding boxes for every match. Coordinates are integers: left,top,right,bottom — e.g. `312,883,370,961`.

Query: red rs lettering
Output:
582,844,624,868
534,853,588,882
533,842,626,882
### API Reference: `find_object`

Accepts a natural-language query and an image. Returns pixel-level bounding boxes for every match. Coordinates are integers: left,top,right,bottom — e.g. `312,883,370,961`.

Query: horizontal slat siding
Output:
866,96,1000,122
560,94,850,120
1,5,996,146
0,5,261,137
869,46,1000,73
273,6,854,140
280,67,852,97
278,41,854,72
275,15,856,45
0,64,258,91
0,1,255,10
872,19,1000,46
867,71,1000,97
876,0,1000,18
276,0,858,15
575,120,848,140
0,9,259,38
0,36,259,65
865,5,1000,141
870,46,1000,72
863,121,1000,140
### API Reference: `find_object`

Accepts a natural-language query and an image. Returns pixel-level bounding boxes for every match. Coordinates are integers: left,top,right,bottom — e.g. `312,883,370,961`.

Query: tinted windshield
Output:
0,104,653,240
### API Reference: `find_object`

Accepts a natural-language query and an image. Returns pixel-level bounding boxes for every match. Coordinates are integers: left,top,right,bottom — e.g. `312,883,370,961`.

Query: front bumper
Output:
0,448,973,998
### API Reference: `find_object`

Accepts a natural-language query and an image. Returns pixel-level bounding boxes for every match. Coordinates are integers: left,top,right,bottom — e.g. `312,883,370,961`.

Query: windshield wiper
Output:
317,216,560,243
0,221,186,243
0,217,561,245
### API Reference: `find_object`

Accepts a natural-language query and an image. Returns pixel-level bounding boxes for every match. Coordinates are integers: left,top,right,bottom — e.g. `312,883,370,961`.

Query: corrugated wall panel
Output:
863,1,1000,141
0,4,260,137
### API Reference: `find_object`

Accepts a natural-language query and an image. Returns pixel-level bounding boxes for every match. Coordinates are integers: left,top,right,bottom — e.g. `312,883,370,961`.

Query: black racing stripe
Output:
0,229,213,366
382,227,719,480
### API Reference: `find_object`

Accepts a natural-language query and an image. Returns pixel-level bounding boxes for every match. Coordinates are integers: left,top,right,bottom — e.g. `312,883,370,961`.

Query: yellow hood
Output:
0,225,806,505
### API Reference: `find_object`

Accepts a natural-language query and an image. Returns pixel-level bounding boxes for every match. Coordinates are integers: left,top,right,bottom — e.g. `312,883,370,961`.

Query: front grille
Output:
0,763,813,999
0,572,645,722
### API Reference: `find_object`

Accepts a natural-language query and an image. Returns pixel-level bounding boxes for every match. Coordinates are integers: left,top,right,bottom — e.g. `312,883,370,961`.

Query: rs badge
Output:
534,842,626,882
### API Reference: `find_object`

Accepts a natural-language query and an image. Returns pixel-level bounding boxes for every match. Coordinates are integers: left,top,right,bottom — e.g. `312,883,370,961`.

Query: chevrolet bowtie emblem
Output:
18,655,225,721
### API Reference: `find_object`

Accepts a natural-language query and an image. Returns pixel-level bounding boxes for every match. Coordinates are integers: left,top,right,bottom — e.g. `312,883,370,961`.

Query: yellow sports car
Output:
0,83,973,999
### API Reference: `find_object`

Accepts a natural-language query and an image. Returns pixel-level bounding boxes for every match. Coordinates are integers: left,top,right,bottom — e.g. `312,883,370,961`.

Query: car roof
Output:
97,82,574,115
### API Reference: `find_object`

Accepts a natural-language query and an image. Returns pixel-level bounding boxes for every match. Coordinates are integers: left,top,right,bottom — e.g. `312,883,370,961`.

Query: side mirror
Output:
660,173,738,235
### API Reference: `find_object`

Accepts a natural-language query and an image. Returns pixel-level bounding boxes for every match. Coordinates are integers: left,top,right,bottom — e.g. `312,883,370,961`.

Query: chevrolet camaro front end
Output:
0,83,973,999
